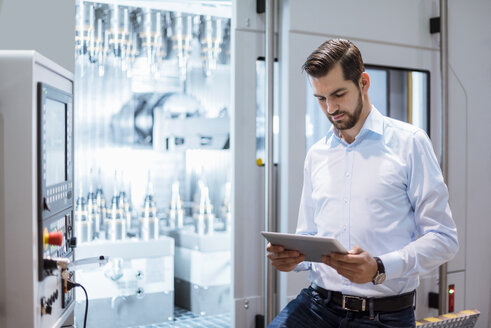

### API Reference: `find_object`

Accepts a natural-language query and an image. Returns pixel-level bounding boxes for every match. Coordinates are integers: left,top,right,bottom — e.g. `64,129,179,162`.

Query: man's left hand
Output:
322,246,378,284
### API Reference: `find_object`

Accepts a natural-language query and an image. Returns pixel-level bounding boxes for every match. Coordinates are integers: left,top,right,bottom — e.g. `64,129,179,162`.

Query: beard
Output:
327,89,363,130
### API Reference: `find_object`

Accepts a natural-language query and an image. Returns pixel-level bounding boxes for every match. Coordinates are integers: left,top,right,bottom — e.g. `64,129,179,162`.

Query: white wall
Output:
448,0,491,326
0,0,75,72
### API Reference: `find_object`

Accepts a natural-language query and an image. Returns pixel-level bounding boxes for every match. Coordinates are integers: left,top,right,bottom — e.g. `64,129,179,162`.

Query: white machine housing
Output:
74,238,175,327
0,51,74,328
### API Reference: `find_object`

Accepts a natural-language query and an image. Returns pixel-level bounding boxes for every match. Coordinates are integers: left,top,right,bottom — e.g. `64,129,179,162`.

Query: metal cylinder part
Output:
105,218,126,241
75,219,93,244
139,217,159,240
169,208,184,229
193,213,215,235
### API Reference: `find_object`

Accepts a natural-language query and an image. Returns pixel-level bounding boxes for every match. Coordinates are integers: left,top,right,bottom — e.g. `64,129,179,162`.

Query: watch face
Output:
373,273,386,285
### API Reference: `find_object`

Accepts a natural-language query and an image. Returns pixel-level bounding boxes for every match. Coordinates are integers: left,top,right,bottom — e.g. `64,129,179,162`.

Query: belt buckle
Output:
342,295,366,312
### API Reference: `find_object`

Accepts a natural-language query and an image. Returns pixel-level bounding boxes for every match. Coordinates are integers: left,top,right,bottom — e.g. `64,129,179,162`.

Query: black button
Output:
43,198,51,211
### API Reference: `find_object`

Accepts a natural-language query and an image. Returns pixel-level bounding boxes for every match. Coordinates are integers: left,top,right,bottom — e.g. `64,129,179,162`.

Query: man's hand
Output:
322,246,378,284
267,243,305,272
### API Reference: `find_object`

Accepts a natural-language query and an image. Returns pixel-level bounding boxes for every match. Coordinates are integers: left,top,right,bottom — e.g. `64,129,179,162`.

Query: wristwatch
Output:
372,257,386,285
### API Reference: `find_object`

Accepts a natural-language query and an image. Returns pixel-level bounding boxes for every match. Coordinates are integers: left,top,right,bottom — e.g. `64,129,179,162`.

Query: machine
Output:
0,51,76,327
71,1,232,326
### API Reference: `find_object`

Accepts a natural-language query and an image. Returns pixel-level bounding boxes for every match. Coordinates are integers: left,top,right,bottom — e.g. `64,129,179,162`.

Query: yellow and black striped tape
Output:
416,309,480,327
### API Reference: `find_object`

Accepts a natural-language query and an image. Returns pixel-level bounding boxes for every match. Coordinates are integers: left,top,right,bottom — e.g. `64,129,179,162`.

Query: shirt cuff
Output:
379,251,404,280
293,261,312,272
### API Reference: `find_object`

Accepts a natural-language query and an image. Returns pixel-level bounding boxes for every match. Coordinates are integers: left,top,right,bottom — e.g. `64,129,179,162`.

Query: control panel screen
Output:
45,98,67,186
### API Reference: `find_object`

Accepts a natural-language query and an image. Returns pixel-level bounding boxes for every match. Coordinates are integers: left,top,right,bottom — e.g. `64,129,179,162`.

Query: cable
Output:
67,280,88,328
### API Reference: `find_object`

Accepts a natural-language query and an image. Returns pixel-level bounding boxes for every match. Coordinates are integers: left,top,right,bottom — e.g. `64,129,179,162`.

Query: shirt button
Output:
344,199,348,204
343,280,350,286
343,225,347,231
345,172,350,177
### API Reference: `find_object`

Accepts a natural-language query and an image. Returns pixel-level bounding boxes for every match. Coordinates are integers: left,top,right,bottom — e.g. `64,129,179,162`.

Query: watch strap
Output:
374,257,385,274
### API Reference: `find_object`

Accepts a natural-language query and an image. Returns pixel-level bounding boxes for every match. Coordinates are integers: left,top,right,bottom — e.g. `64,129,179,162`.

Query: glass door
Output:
73,1,233,327
275,1,442,321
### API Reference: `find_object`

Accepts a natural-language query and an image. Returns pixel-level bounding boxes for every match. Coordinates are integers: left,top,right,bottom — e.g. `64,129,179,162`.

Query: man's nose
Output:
326,102,338,115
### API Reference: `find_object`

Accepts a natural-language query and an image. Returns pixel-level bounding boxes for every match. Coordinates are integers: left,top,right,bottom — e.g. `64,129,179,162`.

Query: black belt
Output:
311,283,415,313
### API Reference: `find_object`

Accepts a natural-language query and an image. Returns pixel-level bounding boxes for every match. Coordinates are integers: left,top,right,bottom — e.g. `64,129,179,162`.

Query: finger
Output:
331,265,352,278
322,255,331,266
271,255,304,267
325,256,341,270
274,262,301,272
339,262,376,283
348,246,363,254
328,257,364,277
330,252,351,261
268,250,301,260
330,253,366,264
271,258,297,267
325,255,356,269
267,244,285,252
333,262,364,279
324,256,361,276
334,265,359,276
331,246,364,259
275,265,297,272
328,257,356,272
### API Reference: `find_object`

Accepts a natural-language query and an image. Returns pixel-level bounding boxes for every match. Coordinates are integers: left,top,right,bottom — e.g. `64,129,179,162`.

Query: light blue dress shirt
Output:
295,106,458,298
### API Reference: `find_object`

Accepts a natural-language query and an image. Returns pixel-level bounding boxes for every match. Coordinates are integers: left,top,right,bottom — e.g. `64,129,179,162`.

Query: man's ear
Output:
360,72,370,92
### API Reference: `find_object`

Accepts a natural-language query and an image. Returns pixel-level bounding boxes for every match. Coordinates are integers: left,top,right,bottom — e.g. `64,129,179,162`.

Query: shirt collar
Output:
325,105,384,145
360,105,384,136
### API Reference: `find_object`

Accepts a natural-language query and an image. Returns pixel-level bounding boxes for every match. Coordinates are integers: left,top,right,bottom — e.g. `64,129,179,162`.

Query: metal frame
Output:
439,0,449,315
264,0,276,325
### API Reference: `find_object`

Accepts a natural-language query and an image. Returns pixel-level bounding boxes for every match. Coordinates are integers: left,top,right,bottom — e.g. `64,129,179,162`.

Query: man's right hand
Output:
266,242,305,272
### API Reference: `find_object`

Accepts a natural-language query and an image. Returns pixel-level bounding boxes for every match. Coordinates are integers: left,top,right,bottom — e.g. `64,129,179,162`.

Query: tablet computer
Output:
261,231,348,262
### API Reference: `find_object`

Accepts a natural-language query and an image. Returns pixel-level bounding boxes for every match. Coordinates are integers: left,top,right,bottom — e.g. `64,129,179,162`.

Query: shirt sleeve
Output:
294,149,317,272
380,130,459,280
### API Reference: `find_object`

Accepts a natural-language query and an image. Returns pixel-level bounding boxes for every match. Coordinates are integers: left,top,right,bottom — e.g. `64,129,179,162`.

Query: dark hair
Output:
302,39,365,86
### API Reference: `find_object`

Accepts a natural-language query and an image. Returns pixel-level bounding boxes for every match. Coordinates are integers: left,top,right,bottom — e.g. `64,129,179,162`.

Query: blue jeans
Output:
268,287,415,328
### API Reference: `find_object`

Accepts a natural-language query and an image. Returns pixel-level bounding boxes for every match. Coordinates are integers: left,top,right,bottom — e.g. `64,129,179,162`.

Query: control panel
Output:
43,182,73,214
0,51,76,328
38,208,76,313
39,209,76,279
38,83,74,219
37,82,76,322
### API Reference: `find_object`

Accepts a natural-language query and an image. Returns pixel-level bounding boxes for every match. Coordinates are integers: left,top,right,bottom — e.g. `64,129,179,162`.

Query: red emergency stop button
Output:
43,228,63,246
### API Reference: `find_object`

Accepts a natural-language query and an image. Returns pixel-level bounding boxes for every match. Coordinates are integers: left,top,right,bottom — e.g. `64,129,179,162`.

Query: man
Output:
266,39,458,327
